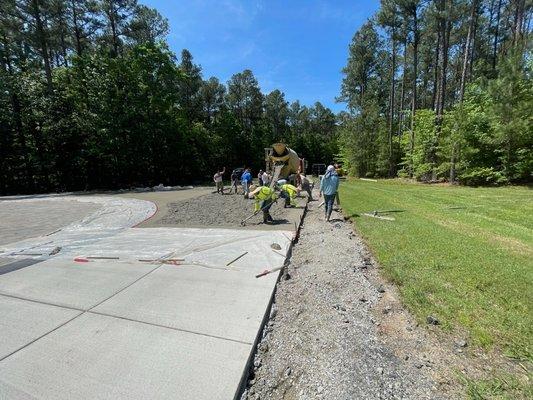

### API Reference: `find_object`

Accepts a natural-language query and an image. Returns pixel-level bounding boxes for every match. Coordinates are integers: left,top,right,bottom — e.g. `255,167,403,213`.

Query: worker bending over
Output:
278,183,298,208
247,185,278,224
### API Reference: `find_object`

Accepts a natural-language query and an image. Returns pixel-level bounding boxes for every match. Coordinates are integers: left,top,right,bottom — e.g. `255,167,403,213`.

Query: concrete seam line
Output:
87,310,252,346
86,263,164,311
0,292,84,312
0,311,84,362
0,257,176,362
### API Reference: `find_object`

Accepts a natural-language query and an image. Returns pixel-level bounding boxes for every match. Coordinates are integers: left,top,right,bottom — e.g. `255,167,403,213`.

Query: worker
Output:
262,170,271,187
230,169,239,194
333,163,342,206
278,183,298,208
298,173,314,201
247,185,277,224
258,169,264,186
213,167,225,194
319,165,340,222
241,168,252,198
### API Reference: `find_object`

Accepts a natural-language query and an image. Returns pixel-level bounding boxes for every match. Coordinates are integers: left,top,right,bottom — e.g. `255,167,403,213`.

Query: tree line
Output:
0,0,338,195
339,0,531,185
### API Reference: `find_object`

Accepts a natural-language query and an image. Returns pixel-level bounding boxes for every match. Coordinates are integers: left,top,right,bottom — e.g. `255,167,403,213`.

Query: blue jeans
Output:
261,199,274,222
324,194,335,220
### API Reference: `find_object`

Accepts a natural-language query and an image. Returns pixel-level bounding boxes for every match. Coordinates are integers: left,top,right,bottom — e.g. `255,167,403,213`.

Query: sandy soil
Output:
241,193,458,400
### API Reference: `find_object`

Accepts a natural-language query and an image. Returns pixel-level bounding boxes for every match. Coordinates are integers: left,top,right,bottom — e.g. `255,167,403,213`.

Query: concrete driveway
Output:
0,189,304,399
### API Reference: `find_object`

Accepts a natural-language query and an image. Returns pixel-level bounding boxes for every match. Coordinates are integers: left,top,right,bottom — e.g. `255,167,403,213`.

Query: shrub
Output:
458,167,509,186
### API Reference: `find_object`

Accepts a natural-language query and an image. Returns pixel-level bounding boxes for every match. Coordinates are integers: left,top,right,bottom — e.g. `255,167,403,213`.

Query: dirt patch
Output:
159,192,305,229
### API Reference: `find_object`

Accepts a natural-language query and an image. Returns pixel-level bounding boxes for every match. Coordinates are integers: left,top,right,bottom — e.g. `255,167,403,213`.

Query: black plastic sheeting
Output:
0,258,43,276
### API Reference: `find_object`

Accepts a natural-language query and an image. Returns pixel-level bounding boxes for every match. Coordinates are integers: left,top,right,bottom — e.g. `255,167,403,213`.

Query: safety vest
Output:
254,186,276,211
280,184,297,197
256,186,275,200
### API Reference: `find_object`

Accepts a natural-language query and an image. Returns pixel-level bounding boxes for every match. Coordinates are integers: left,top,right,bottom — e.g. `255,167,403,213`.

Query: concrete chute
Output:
264,143,305,185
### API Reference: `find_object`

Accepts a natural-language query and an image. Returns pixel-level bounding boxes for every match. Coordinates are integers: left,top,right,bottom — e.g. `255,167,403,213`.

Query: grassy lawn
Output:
339,179,532,397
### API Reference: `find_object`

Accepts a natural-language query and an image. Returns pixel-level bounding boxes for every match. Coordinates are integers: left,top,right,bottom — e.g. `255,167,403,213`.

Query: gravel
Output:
161,192,291,226
241,193,454,400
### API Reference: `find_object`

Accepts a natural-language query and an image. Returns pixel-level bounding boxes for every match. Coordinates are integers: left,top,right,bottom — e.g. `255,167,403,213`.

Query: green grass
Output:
339,179,532,397
462,373,533,400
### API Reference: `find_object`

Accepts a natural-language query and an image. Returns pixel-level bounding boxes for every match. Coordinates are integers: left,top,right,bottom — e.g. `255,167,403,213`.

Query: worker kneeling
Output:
278,183,298,208
247,185,278,224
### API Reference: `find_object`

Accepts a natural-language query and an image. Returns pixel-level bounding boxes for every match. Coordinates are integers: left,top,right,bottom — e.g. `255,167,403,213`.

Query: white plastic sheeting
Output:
1,195,291,276
2,196,156,257
75,227,292,273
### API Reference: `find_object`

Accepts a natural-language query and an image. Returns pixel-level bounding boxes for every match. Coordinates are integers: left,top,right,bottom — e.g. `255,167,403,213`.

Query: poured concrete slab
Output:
0,313,250,400
0,295,80,359
93,263,279,344
0,199,100,246
0,193,303,399
0,259,157,310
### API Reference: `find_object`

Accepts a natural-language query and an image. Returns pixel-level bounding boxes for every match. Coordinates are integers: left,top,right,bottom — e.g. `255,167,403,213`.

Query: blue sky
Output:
139,0,380,112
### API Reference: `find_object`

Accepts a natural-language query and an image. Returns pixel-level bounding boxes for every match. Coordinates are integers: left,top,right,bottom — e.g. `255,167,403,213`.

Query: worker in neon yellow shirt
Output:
278,183,298,208
247,185,278,224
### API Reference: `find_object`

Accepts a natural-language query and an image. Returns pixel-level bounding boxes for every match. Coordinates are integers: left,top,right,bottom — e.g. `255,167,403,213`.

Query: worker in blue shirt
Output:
319,165,339,222
241,168,253,198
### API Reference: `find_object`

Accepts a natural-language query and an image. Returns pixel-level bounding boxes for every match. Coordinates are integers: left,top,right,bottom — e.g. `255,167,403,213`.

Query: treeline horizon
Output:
1,1,530,195
0,0,337,195
338,0,531,185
